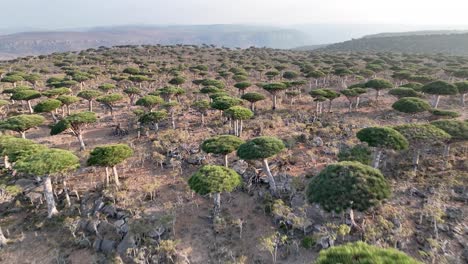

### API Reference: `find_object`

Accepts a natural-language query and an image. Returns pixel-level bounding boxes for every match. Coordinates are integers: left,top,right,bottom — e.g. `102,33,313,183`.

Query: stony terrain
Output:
0,46,466,263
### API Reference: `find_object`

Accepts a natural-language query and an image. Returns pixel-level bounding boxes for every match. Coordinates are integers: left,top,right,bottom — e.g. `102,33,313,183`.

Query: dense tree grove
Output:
0,45,466,263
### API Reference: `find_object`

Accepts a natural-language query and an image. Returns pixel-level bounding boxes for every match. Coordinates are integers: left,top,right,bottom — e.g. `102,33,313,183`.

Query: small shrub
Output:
301,236,316,249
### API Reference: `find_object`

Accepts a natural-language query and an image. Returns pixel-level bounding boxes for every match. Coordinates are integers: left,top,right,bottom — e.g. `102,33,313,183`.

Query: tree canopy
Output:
188,165,242,195
307,161,390,213
87,144,134,167
315,241,421,264
357,127,409,150
237,136,285,160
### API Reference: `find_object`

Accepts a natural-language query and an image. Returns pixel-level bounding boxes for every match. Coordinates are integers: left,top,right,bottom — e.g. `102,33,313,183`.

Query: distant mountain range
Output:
0,25,311,59
316,31,468,55
1,25,468,60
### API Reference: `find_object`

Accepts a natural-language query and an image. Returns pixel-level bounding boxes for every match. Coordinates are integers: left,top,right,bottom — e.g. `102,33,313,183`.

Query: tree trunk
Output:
413,149,420,174
51,112,58,123
171,111,176,129
105,167,110,186
250,102,255,112
239,120,243,137
328,100,333,112
373,149,382,168
112,166,120,186
224,155,228,168
433,95,441,109
355,97,360,109
3,156,12,170
213,192,221,210
88,100,93,112
262,159,277,195
110,107,114,119
348,208,359,228
27,100,33,114
20,131,26,139
63,179,71,207
77,133,86,151
43,175,58,218
375,90,381,101
201,114,205,127
272,95,277,110
461,93,466,107
0,226,7,248
66,105,71,115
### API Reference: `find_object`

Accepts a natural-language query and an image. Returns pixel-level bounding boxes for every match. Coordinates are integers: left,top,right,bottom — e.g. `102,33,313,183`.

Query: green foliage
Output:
188,165,242,195
168,76,186,86
224,106,253,120
201,135,244,155
77,90,102,100
262,82,287,94
454,81,468,94
430,109,460,118
301,236,316,249
98,83,116,92
2,86,33,95
200,86,221,94
400,82,424,91
138,110,168,124
0,114,45,133
123,67,140,75
241,93,265,103
394,124,451,146
42,88,72,97
129,75,152,83
365,79,393,90
237,136,285,160
33,99,62,113
50,112,97,135
201,79,225,89
430,120,468,141
123,87,142,96
422,81,458,95
0,135,47,162
282,71,299,80
357,127,409,150
96,93,124,105
1,74,24,84
191,100,210,113
310,89,340,100
211,96,242,111
10,89,41,101
388,87,420,98
136,95,164,110
392,97,431,113
338,144,372,165
87,144,134,167
307,161,390,213
234,82,252,91
14,148,80,176
315,241,421,264
57,95,80,105
341,88,367,98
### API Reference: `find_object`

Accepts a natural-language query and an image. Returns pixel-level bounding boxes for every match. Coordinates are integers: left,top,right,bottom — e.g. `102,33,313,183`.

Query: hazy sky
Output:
2,0,468,29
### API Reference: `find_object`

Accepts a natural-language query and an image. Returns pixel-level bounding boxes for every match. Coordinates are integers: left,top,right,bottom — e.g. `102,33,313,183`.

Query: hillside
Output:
0,25,310,59
362,30,468,38
0,46,466,264
318,33,468,55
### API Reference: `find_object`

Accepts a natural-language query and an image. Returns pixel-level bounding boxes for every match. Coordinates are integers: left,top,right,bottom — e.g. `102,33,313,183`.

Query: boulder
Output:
312,137,323,147
231,160,248,175
94,239,117,255
117,233,136,256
